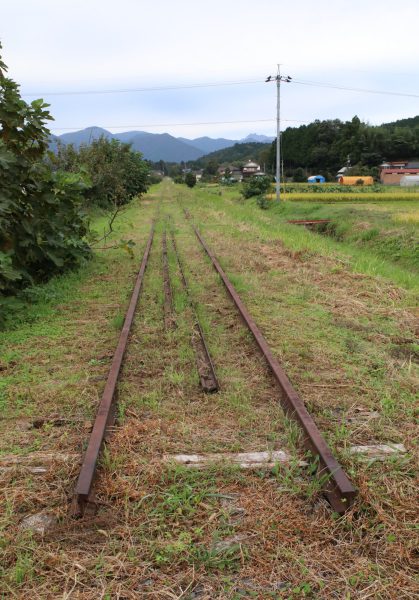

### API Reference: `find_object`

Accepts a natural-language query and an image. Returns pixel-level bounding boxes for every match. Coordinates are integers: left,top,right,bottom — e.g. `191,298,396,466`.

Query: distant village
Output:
153,158,419,187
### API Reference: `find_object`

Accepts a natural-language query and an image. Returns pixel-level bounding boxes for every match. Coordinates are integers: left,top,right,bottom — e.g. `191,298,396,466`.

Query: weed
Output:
111,312,125,330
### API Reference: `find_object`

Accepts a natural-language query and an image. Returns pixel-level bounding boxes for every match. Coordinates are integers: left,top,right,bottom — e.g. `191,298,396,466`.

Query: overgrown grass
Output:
0,181,417,598
188,184,419,291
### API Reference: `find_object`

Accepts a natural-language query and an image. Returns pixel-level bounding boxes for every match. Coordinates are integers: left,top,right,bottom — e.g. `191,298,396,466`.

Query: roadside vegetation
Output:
0,43,150,327
50,137,149,208
0,45,90,297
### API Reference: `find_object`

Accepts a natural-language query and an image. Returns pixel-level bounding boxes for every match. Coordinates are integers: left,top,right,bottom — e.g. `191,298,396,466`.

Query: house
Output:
336,156,351,180
336,166,349,180
379,161,419,185
218,165,242,182
242,160,262,178
230,167,243,182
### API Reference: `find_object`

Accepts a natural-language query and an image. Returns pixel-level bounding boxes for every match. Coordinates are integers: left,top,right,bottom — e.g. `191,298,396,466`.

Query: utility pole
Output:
266,66,292,202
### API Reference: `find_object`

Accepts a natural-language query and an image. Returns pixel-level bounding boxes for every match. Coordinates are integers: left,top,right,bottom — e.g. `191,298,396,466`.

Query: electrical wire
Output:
21,76,419,99
292,78,419,99
50,117,309,132
21,79,263,97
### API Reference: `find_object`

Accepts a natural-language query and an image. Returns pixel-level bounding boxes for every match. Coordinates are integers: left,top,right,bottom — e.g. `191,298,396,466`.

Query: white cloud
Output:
1,0,418,137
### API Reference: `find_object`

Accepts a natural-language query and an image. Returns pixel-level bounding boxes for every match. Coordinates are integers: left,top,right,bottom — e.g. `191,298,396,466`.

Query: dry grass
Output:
0,183,418,598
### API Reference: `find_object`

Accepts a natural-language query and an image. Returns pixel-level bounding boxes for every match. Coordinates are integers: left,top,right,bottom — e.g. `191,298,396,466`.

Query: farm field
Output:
0,180,418,599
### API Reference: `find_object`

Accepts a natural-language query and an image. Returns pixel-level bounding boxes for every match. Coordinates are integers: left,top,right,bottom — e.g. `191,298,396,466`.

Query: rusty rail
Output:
162,230,175,330
183,211,356,513
72,224,154,516
287,219,330,226
170,230,219,393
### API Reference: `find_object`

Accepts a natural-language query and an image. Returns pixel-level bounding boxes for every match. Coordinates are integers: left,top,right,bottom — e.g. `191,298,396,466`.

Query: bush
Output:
148,172,163,185
185,172,197,188
293,167,306,182
256,195,271,210
51,137,149,207
0,44,90,294
241,175,272,198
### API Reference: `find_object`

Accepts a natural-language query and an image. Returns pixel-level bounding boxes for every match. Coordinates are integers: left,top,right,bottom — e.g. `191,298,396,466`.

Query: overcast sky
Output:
2,0,419,139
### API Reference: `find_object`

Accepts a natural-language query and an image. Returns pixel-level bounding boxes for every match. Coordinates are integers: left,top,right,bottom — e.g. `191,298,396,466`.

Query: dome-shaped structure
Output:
307,175,325,183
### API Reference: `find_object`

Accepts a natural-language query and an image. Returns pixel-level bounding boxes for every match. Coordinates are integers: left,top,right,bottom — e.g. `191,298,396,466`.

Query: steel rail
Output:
184,212,356,513
72,224,154,516
162,230,175,330
287,219,331,226
170,230,219,392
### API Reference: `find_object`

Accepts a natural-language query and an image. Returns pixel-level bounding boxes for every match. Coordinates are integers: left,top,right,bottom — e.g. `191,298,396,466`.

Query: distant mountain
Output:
58,126,112,147
49,127,274,162
119,132,203,162
241,133,274,143
178,136,235,154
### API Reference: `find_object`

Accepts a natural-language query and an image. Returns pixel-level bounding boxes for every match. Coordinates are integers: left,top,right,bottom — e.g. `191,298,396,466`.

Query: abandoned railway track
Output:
71,205,357,517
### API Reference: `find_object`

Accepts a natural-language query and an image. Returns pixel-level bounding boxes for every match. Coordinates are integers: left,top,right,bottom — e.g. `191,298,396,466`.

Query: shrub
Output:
185,172,197,188
51,137,149,207
0,43,90,294
256,195,271,210
241,175,272,198
293,167,306,182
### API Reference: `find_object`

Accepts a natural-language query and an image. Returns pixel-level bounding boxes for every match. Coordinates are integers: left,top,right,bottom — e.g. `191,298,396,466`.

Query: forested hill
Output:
381,115,419,129
189,142,270,169
277,115,419,175
187,115,419,176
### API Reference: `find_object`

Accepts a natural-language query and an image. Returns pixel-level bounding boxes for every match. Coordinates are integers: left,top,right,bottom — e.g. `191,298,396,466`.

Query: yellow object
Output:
339,176,374,185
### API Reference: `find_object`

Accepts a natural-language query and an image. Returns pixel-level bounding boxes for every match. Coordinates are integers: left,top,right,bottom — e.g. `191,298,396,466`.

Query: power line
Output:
20,76,419,99
292,78,419,99
50,117,309,132
21,78,263,97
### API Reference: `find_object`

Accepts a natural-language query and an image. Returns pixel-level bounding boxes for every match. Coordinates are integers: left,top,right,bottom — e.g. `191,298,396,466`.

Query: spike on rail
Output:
182,208,357,513
71,224,154,517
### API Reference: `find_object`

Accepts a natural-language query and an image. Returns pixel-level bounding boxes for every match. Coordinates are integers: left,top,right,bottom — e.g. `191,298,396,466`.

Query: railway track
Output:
71,206,357,517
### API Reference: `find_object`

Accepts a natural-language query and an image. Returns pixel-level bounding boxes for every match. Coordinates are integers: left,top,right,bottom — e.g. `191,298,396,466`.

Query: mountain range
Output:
49,127,274,162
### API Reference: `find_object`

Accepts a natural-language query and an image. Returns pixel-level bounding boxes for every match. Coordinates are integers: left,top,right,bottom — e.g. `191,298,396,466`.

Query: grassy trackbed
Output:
0,181,418,599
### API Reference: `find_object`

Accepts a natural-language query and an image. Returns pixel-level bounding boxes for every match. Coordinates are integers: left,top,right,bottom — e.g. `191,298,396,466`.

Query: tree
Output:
224,167,232,180
293,167,306,182
51,137,149,207
185,172,197,188
0,43,90,295
241,175,272,198
203,160,218,176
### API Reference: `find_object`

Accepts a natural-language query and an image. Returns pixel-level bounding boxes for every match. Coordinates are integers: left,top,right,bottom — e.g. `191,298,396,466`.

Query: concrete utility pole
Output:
265,66,292,202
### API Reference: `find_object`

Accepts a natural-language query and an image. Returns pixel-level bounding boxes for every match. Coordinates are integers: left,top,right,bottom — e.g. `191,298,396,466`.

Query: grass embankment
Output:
271,197,418,274
198,184,419,289
0,180,418,598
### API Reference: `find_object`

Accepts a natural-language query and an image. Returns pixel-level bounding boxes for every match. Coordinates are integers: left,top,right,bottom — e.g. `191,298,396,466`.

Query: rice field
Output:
267,192,419,202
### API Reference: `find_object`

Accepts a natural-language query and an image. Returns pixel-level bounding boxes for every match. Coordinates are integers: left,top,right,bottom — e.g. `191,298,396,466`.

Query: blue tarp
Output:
307,175,326,183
